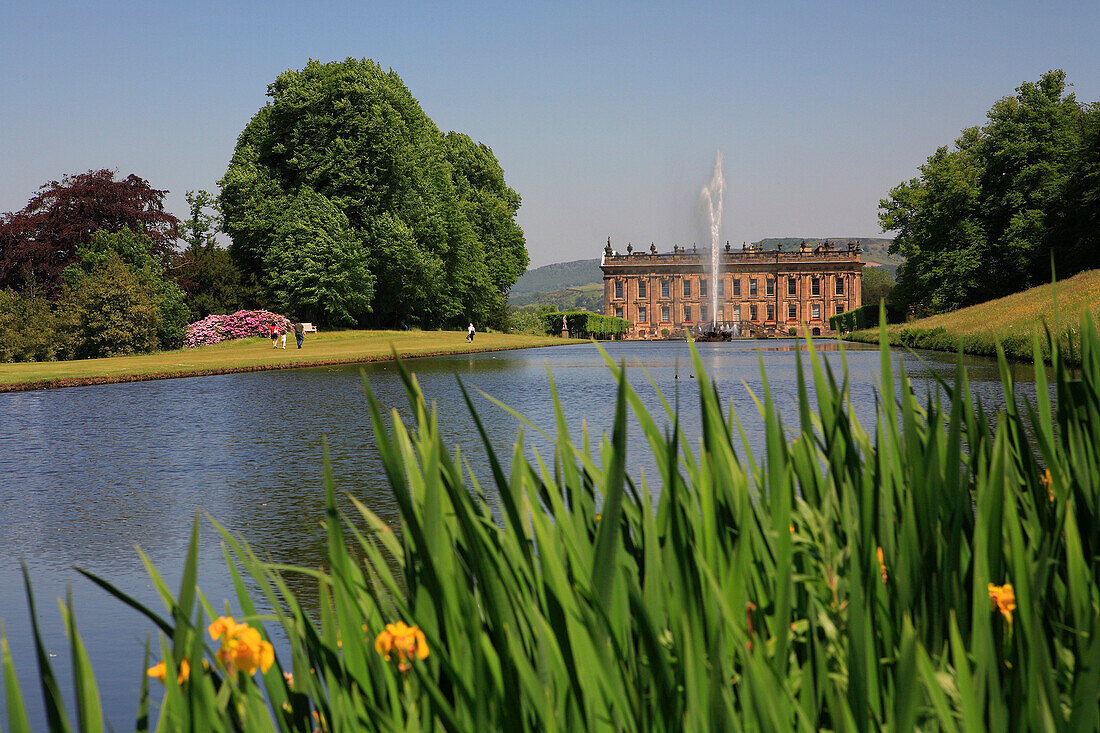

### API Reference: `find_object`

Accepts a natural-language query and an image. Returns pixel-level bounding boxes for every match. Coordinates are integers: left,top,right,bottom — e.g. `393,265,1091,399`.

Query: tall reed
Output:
5,312,1100,731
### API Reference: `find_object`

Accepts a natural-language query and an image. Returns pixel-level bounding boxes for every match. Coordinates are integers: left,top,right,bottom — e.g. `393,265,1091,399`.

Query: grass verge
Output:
846,268,1100,361
0,331,580,392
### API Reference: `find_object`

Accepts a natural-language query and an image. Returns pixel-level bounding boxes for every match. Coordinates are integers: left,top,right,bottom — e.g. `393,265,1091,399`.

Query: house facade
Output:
601,239,863,338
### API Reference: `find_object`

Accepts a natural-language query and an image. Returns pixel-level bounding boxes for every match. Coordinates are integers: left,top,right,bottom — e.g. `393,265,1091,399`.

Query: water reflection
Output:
0,340,1047,727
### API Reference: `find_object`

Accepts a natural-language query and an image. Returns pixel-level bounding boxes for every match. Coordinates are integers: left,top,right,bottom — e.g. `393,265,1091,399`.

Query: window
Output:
700,279,708,297
788,303,797,320
836,302,845,316
615,307,623,319
718,279,725,298
683,305,692,322
750,304,758,321
661,306,670,322
835,278,845,295
732,305,741,321
749,279,757,296
700,305,708,322
683,280,692,297
661,280,670,298
638,280,647,298
811,303,821,320
788,277,797,296
766,279,775,296
766,304,775,321
638,306,647,322
732,279,741,296
615,280,623,299
811,278,820,296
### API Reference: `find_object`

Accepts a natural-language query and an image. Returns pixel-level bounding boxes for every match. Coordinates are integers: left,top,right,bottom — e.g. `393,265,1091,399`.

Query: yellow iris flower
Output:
146,658,190,685
988,583,1016,626
374,621,429,671
208,615,275,676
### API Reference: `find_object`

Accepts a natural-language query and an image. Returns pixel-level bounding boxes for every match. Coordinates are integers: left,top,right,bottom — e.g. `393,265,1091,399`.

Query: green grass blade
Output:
2,623,32,733
59,588,103,733
20,563,71,733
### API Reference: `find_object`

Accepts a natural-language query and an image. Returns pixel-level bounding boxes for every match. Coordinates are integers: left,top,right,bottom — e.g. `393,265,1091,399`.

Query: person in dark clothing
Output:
293,322,305,349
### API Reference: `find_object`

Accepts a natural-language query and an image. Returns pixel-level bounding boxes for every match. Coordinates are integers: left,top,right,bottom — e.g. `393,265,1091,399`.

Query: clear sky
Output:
2,0,1097,267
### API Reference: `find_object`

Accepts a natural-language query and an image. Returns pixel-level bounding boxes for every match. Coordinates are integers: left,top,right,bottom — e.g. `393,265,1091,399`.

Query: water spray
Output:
700,151,725,328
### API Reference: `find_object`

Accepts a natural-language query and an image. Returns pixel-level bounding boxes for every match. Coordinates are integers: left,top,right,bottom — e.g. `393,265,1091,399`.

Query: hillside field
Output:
846,269,1100,361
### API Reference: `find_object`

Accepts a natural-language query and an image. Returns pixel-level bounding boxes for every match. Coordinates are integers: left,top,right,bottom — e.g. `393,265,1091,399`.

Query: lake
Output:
0,339,1045,728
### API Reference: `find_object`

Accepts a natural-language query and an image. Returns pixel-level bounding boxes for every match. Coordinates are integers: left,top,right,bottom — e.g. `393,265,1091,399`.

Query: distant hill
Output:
510,283,603,310
510,239,901,304
511,259,603,295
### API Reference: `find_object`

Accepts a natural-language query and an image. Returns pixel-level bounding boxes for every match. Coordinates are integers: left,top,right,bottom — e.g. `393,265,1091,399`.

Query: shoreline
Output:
0,336,582,393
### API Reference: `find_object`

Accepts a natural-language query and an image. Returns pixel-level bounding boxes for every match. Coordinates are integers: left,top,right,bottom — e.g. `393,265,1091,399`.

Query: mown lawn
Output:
0,330,579,390
847,269,1100,360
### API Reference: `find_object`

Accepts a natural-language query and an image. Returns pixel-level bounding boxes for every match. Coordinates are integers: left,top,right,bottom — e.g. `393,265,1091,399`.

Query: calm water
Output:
0,340,1044,727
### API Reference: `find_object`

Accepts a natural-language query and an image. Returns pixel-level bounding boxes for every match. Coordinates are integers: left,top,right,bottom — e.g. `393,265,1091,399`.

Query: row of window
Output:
614,276,846,300
614,302,847,323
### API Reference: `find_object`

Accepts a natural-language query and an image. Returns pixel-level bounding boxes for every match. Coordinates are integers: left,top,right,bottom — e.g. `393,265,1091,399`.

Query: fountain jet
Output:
700,152,725,328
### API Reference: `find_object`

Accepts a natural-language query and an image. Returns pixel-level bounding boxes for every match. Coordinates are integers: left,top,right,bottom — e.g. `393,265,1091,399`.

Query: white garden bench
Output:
301,322,317,333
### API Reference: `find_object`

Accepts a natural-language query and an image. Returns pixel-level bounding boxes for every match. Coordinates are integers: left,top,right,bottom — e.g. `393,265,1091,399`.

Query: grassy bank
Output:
846,269,1100,360
0,330,580,392
6,317,1100,729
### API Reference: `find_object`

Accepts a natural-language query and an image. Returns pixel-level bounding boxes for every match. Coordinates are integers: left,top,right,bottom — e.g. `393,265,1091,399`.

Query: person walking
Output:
293,321,305,349
270,322,279,349
280,325,288,349
467,322,476,342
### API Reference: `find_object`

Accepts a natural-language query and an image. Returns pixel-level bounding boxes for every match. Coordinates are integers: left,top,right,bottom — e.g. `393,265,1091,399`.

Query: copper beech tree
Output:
0,169,180,294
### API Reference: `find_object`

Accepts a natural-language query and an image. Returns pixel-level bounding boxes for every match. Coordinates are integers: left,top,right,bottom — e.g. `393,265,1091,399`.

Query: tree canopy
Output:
173,190,251,320
61,228,191,351
860,267,895,308
219,58,528,328
880,70,1099,313
0,169,180,294
264,187,374,325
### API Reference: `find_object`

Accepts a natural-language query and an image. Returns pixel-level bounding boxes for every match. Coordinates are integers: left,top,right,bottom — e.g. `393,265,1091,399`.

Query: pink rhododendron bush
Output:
185,310,292,348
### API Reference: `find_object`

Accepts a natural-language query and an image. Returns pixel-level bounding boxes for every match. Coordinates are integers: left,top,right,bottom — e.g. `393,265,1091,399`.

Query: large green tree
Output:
879,133,986,313
860,267,896,308
219,58,525,328
444,132,529,294
173,190,252,319
63,228,190,350
264,187,374,325
59,252,162,358
881,70,1096,312
0,169,180,294
1049,102,1100,277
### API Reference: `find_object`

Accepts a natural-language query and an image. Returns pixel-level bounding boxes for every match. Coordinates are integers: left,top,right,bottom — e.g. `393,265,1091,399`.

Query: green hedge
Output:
829,303,904,332
540,310,629,339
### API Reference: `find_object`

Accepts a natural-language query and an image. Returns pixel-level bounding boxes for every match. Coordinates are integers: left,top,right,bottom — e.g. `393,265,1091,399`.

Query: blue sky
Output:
2,0,1097,267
